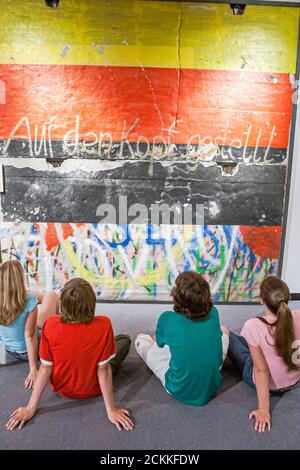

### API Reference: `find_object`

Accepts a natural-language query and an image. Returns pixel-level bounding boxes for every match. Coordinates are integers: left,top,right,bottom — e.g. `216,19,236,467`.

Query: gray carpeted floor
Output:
1,302,299,450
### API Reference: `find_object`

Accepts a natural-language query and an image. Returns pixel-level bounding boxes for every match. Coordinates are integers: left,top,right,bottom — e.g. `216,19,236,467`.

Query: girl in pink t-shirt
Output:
228,276,300,433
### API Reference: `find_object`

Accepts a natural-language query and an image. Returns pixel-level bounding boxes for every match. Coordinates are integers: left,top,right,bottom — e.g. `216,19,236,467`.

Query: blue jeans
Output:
5,349,29,361
228,331,255,389
5,328,41,362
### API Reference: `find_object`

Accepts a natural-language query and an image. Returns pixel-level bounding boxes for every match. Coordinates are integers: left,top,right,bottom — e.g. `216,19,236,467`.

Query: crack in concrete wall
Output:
138,61,165,130
175,2,183,133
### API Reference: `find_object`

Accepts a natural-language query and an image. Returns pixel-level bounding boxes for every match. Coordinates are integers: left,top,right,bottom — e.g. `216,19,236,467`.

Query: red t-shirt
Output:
39,315,116,399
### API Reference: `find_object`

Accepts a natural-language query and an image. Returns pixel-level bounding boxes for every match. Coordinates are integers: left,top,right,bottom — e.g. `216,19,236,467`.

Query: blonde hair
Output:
0,260,27,326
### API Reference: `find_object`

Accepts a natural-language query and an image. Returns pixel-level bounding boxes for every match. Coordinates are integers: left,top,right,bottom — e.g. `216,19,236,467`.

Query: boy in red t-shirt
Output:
6,278,134,432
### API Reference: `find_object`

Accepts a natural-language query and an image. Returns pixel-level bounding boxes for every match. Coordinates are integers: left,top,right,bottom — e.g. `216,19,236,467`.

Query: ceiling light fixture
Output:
230,4,246,15
45,0,60,9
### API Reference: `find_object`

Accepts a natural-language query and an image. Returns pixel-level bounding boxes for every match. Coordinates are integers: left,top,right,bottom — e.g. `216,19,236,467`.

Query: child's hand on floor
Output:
6,406,36,431
24,368,39,389
249,408,271,432
107,408,134,431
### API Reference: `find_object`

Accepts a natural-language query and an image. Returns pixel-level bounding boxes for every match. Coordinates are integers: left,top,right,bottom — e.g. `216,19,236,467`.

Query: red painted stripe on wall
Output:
240,226,282,259
0,65,293,148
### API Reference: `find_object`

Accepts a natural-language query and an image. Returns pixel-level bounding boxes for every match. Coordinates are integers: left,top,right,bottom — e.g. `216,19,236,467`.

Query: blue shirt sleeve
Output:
25,293,38,314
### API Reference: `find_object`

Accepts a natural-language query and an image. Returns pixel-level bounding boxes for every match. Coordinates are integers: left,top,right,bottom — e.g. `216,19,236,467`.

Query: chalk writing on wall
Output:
0,114,282,164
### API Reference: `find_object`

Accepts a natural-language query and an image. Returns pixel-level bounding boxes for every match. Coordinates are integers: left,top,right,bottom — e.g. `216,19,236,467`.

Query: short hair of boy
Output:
60,278,96,324
171,271,213,321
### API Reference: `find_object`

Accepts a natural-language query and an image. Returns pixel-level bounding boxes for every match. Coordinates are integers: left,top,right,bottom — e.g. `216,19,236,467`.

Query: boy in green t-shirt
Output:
135,271,229,406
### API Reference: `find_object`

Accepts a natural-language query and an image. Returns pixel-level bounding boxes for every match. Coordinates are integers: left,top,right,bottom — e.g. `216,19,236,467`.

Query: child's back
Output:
136,271,229,407
156,306,223,406
0,293,37,354
40,314,115,399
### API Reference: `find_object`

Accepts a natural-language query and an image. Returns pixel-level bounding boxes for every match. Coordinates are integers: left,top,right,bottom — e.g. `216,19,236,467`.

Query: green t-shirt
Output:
155,306,223,406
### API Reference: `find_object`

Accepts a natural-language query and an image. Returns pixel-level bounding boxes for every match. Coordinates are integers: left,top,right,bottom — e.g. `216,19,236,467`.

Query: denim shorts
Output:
5,349,29,361
5,328,41,362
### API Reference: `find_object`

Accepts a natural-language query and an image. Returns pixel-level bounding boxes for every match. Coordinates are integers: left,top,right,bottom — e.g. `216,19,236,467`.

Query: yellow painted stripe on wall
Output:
0,0,298,72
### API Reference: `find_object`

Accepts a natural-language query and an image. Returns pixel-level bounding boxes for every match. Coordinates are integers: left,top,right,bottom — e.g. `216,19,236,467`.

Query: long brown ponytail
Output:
258,276,298,371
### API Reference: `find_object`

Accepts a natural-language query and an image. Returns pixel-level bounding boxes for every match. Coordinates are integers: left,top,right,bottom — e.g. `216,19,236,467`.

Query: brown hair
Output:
171,271,213,322
258,275,298,371
60,278,96,324
0,260,27,326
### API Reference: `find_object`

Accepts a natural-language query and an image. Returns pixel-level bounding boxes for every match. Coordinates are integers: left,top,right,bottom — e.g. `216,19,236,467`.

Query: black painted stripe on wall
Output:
1,163,285,225
0,140,287,164
2,160,287,183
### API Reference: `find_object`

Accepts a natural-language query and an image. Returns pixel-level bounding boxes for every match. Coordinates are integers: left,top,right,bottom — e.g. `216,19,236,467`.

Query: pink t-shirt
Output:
241,310,300,390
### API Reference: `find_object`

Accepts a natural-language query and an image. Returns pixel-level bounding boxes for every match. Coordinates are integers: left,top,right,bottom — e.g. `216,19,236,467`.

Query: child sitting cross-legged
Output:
135,271,229,406
6,278,134,432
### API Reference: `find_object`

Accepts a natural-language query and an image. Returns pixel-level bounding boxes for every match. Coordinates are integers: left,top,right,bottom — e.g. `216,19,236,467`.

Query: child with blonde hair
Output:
0,260,58,388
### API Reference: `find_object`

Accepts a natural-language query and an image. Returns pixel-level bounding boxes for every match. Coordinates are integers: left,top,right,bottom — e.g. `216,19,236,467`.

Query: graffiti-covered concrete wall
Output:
0,1,298,301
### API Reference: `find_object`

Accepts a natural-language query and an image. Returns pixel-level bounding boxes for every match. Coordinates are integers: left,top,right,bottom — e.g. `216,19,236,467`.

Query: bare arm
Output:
97,363,134,431
6,364,52,430
248,344,271,432
30,290,45,304
27,364,52,410
24,306,39,389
